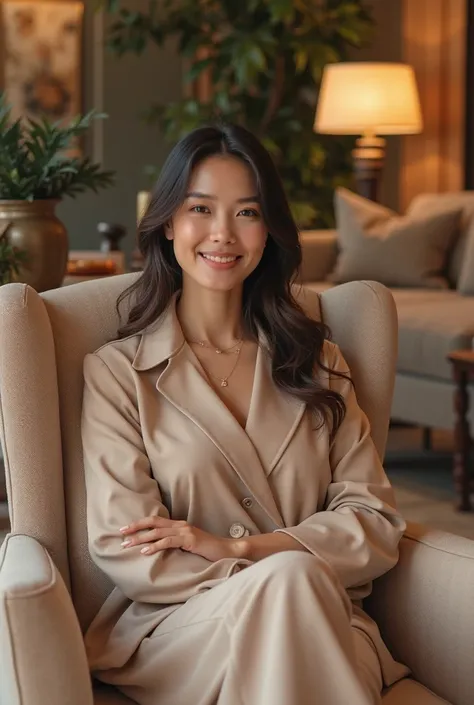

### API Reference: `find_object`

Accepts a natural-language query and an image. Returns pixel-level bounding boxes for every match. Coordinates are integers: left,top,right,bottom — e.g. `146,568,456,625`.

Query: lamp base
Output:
352,135,385,202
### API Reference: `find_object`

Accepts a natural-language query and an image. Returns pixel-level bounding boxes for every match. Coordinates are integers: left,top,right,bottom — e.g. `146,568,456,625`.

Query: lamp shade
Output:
314,62,423,136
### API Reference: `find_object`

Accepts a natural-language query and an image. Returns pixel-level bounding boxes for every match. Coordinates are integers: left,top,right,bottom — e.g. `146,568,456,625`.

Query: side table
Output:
447,350,474,511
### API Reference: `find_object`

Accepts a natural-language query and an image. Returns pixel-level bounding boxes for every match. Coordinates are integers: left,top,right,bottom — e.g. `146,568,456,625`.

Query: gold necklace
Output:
195,342,243,387
189,338,243,355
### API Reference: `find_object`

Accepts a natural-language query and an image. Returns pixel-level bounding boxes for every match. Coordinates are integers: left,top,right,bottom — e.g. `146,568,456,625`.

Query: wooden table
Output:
447,350,474,511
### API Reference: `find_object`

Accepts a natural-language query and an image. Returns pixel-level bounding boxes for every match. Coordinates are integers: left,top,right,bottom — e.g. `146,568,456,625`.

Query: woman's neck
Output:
177,284,244,349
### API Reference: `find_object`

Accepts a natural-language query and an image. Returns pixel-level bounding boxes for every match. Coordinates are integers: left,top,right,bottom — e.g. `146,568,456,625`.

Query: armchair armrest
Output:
366,521,474,705
299,229,338,283
0,534,94,705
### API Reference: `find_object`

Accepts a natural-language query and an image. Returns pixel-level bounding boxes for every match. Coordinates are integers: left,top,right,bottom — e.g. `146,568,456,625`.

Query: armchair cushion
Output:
367,522,474,705
0,534,93,705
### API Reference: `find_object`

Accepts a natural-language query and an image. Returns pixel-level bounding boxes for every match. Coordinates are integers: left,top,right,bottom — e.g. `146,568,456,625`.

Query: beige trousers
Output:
108,552,383,705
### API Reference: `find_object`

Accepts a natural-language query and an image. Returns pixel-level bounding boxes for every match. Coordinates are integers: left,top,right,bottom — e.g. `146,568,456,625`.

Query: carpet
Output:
385,427,474,539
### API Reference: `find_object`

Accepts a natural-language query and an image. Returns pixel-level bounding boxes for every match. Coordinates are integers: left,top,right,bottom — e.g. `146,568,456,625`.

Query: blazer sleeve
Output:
81,352,251,604
274,344,405,590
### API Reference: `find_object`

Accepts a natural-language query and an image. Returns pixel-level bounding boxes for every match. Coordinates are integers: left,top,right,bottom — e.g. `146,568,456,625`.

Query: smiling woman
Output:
165,155,267,294
116,124,347,428
82,123,408,705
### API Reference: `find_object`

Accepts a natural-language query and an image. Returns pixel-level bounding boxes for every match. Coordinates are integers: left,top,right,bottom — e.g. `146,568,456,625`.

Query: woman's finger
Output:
140,535,185,555
120,517,185,535
121,527,179,548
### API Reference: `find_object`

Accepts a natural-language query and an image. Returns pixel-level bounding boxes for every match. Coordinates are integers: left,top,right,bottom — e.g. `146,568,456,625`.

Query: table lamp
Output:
314,62,423,202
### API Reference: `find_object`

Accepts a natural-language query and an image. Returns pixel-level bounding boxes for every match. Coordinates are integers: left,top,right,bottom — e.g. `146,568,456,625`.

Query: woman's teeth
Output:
201,254,238,263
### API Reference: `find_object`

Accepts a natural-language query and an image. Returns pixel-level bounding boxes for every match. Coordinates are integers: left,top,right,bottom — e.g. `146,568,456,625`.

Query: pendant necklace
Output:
189,338,244,387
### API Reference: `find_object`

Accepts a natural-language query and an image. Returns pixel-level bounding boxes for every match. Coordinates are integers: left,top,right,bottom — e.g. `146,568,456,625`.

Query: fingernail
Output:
119,526,129,532
121,540,131,547
141,546,152,554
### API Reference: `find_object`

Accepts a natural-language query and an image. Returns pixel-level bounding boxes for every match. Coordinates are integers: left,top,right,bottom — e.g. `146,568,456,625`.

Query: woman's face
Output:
166,155,268,293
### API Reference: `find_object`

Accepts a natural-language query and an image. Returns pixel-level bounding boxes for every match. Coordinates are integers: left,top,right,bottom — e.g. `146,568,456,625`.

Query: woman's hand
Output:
120,517,240,562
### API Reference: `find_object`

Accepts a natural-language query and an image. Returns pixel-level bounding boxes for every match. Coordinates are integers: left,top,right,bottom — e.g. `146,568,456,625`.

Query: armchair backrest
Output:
0,276,397,631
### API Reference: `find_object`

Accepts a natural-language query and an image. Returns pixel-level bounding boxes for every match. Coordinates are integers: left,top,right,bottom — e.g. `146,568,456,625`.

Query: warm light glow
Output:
314,62,423,136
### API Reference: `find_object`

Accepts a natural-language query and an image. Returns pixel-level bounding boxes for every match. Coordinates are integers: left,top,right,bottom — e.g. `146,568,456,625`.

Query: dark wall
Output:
350,0,404,210
57,2,183,258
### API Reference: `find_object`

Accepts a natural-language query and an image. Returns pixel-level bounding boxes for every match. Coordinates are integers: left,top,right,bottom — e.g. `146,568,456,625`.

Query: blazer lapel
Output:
132,297,305,528
157,344,284,528
246,339,307,477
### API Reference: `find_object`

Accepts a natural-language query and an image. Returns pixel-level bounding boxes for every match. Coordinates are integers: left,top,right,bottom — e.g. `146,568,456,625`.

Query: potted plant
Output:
0,95,115,291
100,0,373,228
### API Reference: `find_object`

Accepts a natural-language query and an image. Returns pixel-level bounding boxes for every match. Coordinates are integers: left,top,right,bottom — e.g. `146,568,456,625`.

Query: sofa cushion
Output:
388,289,474,380
408,191,474,294
329,188,461,289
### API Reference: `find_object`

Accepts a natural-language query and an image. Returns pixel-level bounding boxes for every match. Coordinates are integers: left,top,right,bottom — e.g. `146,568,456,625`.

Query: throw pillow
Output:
329,188,461,289
407,192,474,295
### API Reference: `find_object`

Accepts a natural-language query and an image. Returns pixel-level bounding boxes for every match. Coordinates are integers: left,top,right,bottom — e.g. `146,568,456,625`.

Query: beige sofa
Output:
299,192,474,433
1,275,473,704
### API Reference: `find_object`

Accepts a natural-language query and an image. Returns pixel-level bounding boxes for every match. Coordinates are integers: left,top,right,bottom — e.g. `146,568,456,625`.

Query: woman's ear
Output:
164,221,174,240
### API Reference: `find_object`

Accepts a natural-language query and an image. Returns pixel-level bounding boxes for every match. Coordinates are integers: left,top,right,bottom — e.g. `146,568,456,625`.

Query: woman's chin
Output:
183,271,243,293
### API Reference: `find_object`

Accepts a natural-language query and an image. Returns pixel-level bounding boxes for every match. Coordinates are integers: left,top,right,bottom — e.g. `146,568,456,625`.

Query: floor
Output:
1,428,474,544
385,427,474,539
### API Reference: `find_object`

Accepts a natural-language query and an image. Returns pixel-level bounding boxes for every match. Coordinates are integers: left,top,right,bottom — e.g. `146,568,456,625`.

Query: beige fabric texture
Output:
0,534,93,705
391,288,474,381
0,274,466,705
367,522,474,705
408,191,474,294
81,288,407,703
304,284,474,383
330,188,461,289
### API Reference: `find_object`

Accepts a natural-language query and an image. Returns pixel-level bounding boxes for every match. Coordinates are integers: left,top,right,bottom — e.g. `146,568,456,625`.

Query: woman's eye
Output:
191,205,209,214
239,208,259,218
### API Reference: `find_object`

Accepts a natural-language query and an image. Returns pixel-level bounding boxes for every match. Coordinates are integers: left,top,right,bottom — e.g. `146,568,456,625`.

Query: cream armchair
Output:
0,276,472,705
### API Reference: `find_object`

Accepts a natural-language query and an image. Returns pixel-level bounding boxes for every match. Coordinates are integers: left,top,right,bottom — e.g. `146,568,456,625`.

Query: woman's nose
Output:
210,220,236,243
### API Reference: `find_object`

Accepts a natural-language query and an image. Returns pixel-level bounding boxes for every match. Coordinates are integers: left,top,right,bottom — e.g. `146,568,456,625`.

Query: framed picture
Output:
0,1,84,128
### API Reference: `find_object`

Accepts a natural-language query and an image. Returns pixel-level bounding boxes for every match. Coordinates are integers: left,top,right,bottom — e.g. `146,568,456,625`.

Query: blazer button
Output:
229,522,248,539
242,497,253,509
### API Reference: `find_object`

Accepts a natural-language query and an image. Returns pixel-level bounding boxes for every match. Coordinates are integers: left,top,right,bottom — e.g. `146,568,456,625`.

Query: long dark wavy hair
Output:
117,124,348,434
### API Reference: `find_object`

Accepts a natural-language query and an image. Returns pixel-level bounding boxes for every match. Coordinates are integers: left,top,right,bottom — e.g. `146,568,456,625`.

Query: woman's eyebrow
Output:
185,191,215,199
185,191,260,203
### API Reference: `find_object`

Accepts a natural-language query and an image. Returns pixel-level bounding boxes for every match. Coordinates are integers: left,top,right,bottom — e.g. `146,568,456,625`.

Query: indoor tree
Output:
101,0,374,227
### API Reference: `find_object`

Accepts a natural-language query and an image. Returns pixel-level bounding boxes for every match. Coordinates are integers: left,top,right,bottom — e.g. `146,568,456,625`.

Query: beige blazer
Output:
82,297,407,685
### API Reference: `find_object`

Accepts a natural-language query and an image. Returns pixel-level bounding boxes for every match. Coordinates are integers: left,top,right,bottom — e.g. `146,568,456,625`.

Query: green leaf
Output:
91,0,374,229
0,93,115,200
295,49,309,74
290,202,319,228
267,0,295,24
185,57,214,83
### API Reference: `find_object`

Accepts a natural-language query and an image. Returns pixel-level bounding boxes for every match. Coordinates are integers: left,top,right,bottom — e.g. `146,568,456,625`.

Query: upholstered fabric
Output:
0,534,93,705
330,188,461,289
408,191,474,294
367,523,474,705
299,233,474,431
392,374,474,431
303,284,474,384
0,274,468,705
0,284,69,585
392,288,474,380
